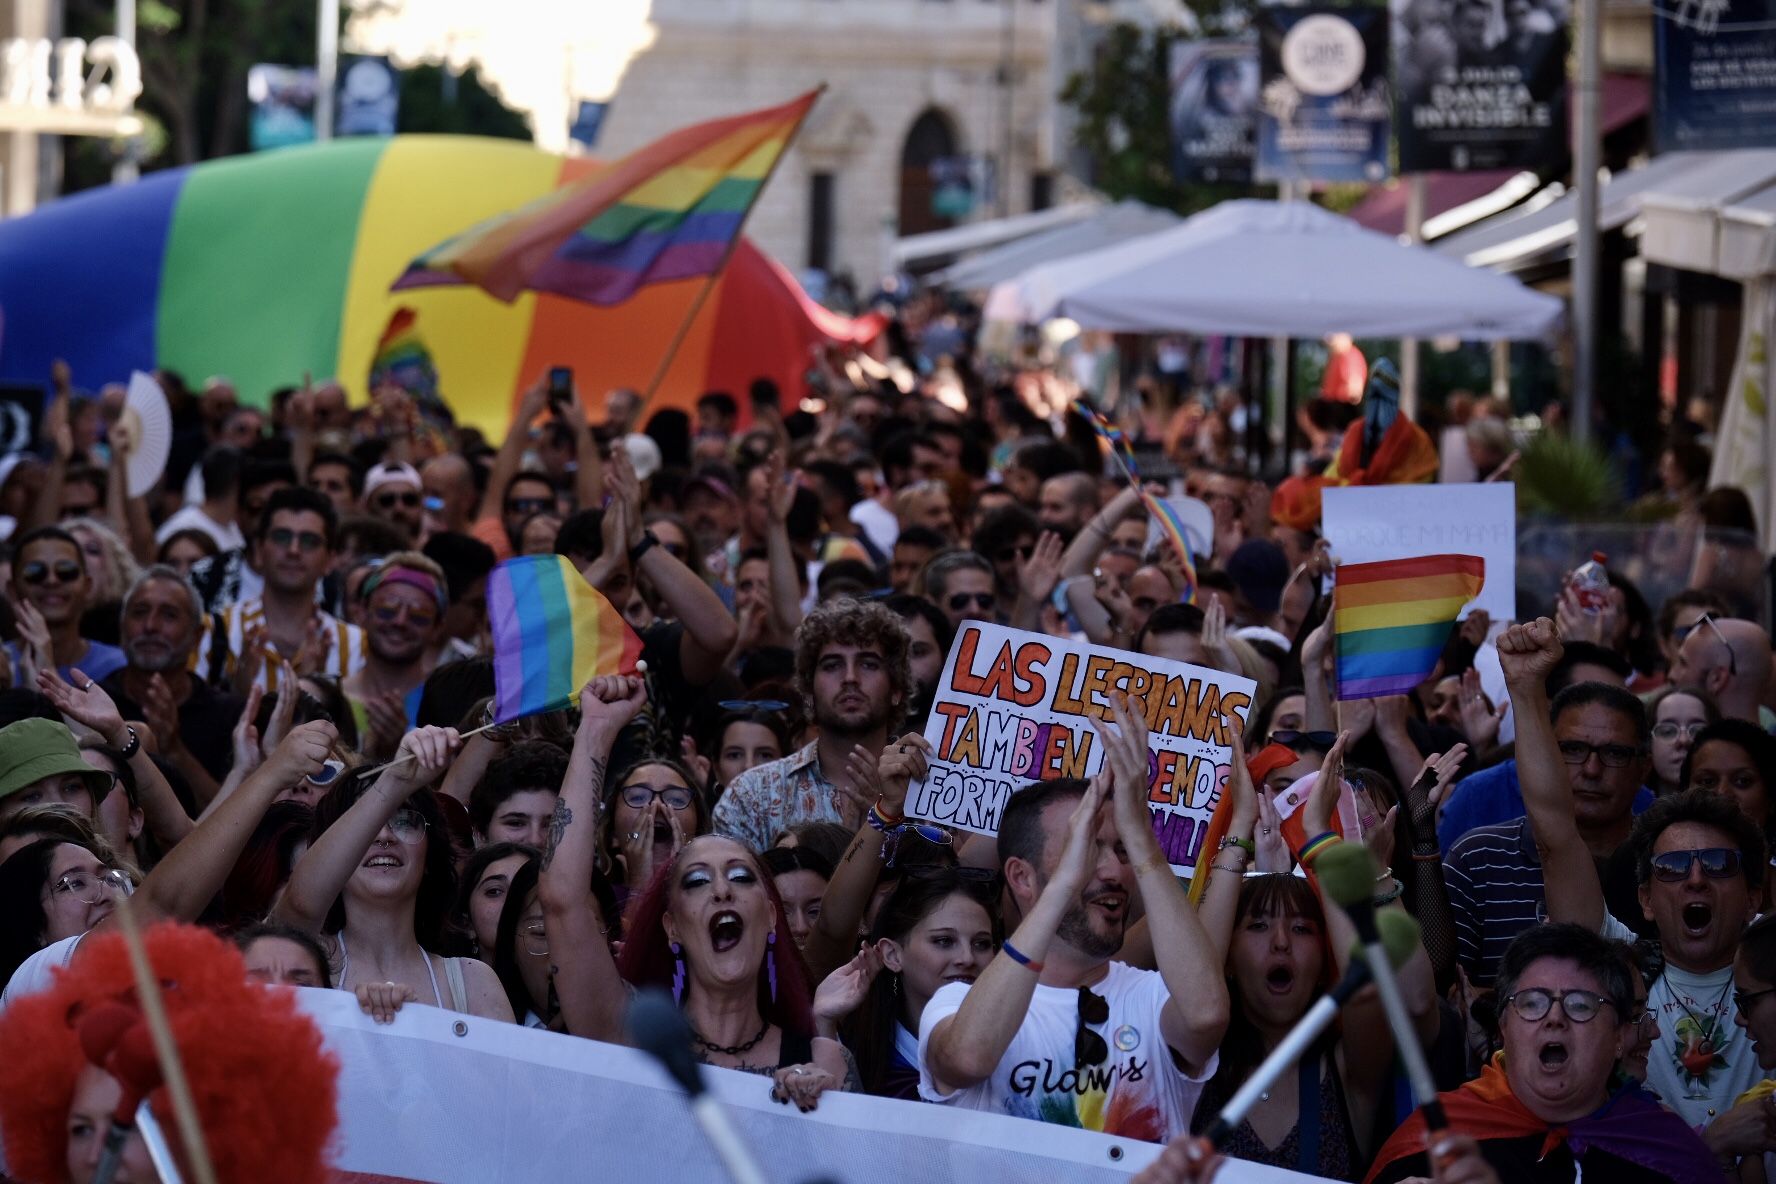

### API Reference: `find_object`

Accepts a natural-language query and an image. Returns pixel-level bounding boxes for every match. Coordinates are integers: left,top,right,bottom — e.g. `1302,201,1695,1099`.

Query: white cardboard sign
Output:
1321,482,1515,620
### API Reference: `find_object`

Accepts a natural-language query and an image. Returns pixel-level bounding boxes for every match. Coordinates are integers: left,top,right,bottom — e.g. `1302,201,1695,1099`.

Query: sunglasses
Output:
896,863,1004,892
1076,986,1110,1067
1270,729,1336,750
718,699,790,712
1502,987,1615,1024
268,527,326,553
620,783,695,811
19,559,82,586
1556,740,1642,769
1650,846,1742,883
506,497,553,517
948,592,996,613
370,602,437,628
373,491,422,510
995,545,1035,564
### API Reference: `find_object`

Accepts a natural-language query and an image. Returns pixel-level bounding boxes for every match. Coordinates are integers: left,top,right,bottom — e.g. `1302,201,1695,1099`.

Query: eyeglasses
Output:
1650,846,1742,883
621,783,696,811
1502,988,1616,1024
717,699,790,713
1076,986,1110,1066
373,490,421,510
1652,721,1707,742
371,601,438,628
521,922,549,957
386,808,430,842
948,592,996,613
505,497,553,517
19,559,82,587
1698,613,1739,677
267,527,326,553
995,545,1035,564
1735,986,1776,1014
1556,740,1643,768
1270,729,1337,751
48,869,133,905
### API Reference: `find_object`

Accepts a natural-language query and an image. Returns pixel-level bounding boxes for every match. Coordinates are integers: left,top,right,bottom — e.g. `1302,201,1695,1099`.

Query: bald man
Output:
1037,472,1098,543
421,455,480,537
1671,615,1773,726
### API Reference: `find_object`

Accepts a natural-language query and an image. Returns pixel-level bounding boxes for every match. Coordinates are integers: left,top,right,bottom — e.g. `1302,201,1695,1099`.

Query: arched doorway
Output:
898,108,959,238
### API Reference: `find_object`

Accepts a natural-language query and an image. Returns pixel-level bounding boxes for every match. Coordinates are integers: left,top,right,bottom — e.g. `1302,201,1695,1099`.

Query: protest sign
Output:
1256,5,1391,184
1169,39,1260,184
1321,482,1515,621
1655,0,1776,151
1392,0,1566,171
904,622,1256,877
300,991,1325,1184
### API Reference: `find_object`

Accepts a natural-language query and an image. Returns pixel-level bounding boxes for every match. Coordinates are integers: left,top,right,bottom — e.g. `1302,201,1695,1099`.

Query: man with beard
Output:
1508,618,1774,1134
711,597,910,852
341,553,448,760
918,693,1228,1142
1036,472,1097,543
102,566,243,793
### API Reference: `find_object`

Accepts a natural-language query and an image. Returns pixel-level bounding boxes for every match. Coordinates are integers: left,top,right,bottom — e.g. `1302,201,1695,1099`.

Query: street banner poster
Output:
1168,39,1260,184
1320,482,1517,621
1655,0,1776,151
247,64,317,151
905,622,1256,877
1256,5,1391,184
1392,0,1567,171
336,56,401,137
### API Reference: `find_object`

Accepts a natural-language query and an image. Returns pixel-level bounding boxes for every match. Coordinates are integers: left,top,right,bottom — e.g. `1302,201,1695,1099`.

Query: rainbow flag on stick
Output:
394,89,822,305
1080,404,1196,605
487,555,644,722
1333,555,1485,700
368,306,440,401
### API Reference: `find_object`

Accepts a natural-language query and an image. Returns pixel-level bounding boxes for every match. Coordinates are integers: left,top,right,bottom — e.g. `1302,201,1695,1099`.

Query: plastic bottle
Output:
1571,551,1610,614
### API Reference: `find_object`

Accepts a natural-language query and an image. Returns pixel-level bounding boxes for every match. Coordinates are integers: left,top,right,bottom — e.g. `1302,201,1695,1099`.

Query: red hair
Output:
0,922,338,1184
615,839,816,1040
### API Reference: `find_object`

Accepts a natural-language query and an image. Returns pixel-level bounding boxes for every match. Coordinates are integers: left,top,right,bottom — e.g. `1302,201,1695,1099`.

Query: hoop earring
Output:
766,931,778,1003
670,940,686,1005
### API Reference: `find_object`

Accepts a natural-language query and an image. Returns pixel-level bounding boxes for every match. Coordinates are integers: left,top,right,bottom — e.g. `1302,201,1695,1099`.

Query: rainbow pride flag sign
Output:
487,555,644,722
1333,554,1484,700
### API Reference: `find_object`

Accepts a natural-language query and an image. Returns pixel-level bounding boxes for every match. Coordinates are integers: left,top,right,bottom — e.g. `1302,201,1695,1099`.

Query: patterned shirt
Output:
711,741,839,853
192,597,368,694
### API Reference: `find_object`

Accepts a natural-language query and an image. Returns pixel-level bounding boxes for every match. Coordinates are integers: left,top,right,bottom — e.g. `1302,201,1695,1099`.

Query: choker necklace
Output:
692,1020,770,1057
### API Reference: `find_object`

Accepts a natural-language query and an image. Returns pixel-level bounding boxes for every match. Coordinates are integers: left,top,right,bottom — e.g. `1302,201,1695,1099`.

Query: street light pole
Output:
315,0,339,141
111,0,138,183
1571,0,1601,442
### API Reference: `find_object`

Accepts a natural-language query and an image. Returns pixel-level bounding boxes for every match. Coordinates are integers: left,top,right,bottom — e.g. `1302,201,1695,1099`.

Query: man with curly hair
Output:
712,597,911,851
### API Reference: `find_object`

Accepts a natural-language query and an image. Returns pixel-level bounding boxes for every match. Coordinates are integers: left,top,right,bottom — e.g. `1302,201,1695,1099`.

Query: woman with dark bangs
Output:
215,799,314,931
543,675,851,1111
273,726,513,1021
493,854,622,1029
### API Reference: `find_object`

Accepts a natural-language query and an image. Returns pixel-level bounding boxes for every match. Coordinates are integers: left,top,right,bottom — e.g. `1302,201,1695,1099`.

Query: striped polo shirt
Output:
192,597,367,694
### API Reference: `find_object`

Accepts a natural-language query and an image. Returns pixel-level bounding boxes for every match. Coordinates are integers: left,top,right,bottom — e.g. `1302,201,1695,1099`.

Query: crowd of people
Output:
0,313,1770,1184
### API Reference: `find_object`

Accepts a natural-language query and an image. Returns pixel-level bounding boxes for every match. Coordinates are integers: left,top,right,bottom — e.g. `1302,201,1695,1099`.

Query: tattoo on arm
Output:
542,799,573,870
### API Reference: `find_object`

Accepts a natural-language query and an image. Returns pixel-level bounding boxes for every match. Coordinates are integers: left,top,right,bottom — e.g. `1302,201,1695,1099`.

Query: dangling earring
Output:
766,931,779,1003
891,972,900,998
670,940,686,1005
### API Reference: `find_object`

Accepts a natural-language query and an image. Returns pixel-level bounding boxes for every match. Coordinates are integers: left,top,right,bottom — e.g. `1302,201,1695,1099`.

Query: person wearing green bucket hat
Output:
0,718,115,828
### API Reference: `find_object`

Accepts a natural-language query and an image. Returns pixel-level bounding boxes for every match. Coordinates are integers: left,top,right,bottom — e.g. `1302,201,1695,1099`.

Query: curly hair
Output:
791,596,911,722
0,923,338,1184
469,740,570,836
1631,788,1768,889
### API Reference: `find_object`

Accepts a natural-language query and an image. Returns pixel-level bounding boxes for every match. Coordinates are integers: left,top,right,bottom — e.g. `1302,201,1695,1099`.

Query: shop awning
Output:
1641,152,1776,277
1719,184,1776,279
934,200,1181,289
890,203,1102,270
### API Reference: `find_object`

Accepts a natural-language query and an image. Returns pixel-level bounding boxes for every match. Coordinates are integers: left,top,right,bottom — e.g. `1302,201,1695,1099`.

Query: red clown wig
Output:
0,922,338,1184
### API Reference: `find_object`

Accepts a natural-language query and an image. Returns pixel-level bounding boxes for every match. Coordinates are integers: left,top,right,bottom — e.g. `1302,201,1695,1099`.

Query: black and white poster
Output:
1393,0,1568,171
1169,39,1260,184
1256,5,1391,184
1656,0,1776,151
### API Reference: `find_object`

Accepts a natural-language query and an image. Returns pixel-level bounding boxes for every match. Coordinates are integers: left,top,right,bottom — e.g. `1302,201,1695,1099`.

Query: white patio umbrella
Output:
1013,198,1563,340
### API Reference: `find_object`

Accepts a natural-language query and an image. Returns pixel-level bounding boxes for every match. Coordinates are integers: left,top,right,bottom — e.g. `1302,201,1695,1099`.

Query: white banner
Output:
903,622,1255,878
298,991,1330,1184
1321,483,1515,621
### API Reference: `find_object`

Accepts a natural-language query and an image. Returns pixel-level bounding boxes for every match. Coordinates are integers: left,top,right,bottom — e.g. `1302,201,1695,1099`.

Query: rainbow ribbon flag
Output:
487,555,645,722
1080,404,1196,604
1333,555,1485,700
394,90,821,305
368,306,440,401
1082,403,1139,477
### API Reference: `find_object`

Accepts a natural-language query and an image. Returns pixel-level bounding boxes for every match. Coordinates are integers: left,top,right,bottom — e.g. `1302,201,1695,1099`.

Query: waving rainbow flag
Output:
487,555,644,722
395,90,821,305
1334,555,1484,700
368,306,439,400
1080,404,1196,604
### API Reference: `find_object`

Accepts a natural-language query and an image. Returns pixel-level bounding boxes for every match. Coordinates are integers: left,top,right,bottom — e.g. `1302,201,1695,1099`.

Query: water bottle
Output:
1571,551,1610,614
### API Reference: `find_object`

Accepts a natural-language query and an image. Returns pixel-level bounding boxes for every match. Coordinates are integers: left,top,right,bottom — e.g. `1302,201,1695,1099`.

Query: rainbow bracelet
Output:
1298,831,1341,869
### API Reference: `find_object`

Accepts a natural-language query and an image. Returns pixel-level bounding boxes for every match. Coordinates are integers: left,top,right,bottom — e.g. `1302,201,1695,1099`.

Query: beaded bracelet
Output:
1218,835,1256,858
1002,940,1044,973
1298,831,1340,869
1371,877,1405,907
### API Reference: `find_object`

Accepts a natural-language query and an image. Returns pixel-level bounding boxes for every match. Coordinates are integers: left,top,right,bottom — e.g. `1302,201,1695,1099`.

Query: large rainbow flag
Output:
396,90,820,305
0,135,881,439
1334,555,1485,700
487,555,644,722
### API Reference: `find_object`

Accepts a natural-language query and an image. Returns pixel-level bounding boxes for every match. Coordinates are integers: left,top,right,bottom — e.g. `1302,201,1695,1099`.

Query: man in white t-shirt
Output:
918,694,1229,1144
1501,617,1776,1139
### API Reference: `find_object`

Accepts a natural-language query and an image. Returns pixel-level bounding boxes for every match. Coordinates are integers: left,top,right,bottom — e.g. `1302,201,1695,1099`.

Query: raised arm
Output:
1399,743,1467,992
1197,720,1259,966
37,669,195,849
1497,618,1607,929
25,369,73,533
1300,614,1336,732
1059,485,1142,578
613,447,736,682
1100,693,1229,1074
542,675,646,1043
103,424,153,564
925,777,1107,1093
273,726,461,934
477,382,549,523
1010,532,1064,633
761,453,804,638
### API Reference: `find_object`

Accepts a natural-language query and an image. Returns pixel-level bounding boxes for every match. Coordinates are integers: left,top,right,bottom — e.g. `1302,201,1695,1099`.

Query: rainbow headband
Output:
359,565,448,612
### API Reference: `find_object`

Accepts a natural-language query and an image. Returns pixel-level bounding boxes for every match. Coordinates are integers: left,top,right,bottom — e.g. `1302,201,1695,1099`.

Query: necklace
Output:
691,1020,770,1057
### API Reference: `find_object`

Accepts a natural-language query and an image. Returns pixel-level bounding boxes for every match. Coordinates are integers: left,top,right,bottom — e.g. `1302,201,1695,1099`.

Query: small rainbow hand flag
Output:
368,306,439,401
1141,492,1198,606
487,555,644,722
1334,555,1484,700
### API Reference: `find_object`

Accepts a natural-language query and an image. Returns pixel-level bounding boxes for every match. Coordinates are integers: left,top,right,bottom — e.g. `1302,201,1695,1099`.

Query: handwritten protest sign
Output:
1321,482,1515,620
905,622,1256,877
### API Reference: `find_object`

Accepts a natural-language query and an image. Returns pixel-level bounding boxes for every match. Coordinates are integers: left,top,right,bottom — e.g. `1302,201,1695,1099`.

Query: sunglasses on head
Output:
1270,729,1336,751
948,592,996,613
1698,613,1739,677
19,559,82,587
1076,986,1110,1067
1650,847,1742,883
374,490,421,510
896,862,1004,892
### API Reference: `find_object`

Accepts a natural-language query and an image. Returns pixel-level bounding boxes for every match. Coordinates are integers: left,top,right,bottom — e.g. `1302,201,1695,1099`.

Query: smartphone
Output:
547,366,573,411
